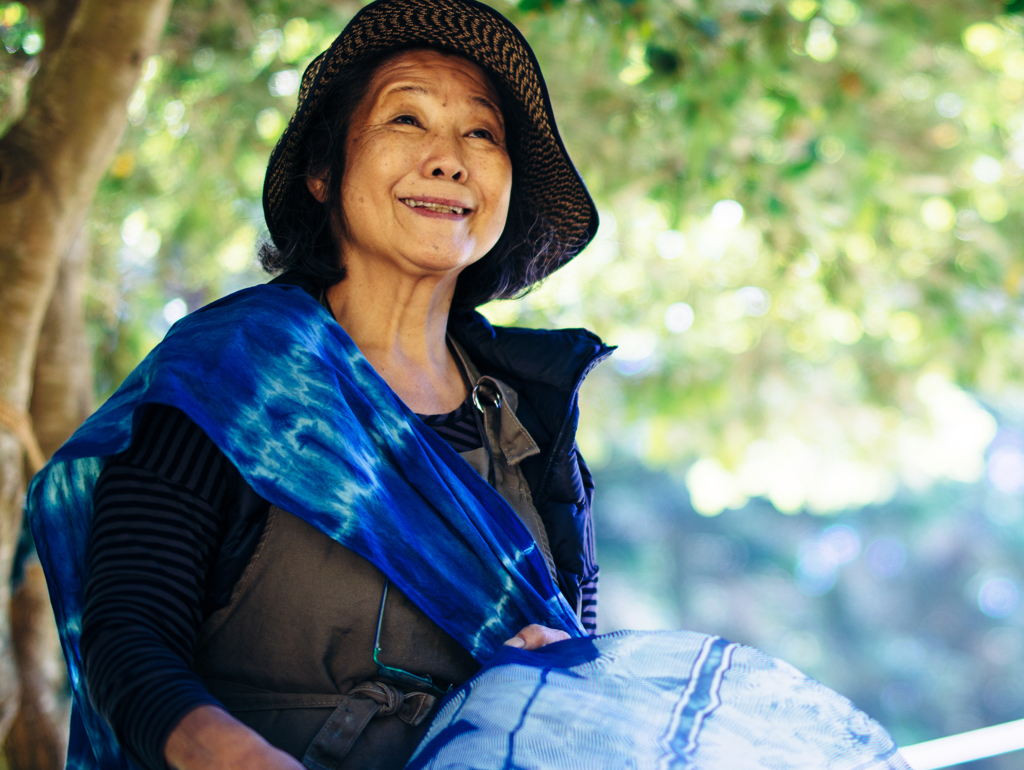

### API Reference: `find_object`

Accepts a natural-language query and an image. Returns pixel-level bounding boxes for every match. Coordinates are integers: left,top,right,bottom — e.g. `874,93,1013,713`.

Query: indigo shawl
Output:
27,283,909,770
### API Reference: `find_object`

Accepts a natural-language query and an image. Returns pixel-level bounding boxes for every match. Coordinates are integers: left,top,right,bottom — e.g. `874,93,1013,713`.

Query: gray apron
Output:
193,340,558,769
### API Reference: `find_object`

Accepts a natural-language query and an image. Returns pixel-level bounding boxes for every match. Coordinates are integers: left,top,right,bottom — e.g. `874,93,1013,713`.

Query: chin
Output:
403,247,486,275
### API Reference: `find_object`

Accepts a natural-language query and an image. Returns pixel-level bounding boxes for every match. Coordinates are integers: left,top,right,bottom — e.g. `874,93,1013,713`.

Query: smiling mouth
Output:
400,198,471,215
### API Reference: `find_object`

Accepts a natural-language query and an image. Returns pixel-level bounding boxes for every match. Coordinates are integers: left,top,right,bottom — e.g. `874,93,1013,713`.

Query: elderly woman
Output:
29,1,912,769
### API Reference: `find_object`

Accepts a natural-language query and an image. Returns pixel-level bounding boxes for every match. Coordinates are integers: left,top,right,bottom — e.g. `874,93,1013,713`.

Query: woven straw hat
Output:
262,0,598,273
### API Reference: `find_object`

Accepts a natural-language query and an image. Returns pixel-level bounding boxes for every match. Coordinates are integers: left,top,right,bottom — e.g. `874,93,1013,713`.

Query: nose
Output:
432,167,461,181
422,131,467,183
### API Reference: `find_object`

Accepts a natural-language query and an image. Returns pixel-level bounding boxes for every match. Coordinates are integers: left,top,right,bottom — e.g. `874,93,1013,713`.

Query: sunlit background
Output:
4,0,1024,765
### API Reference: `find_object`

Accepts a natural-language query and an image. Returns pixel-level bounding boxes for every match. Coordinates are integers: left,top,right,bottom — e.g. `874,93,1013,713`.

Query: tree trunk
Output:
26,231,94,460
0,0,172,742
2,231,93,769
2,563,65,770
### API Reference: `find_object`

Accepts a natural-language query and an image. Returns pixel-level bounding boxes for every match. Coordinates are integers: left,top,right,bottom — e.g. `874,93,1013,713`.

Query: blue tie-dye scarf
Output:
27,282,583,768
27,282,910,770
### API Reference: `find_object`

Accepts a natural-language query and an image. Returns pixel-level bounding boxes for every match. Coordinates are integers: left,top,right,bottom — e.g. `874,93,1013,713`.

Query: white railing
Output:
900,718,1024,769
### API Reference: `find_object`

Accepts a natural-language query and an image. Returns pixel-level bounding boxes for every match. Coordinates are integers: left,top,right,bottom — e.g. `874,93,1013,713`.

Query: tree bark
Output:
2,231,93,769
26,231,94,460
2,563,65,770
0,0,172,741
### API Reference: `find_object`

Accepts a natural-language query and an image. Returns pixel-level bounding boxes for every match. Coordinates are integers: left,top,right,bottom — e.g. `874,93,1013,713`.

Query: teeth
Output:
402,199,467,215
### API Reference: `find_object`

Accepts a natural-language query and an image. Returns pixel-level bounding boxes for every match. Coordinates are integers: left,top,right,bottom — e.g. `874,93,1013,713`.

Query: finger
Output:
505,624,570,651
528,624,570,648
502,627,539,650
517,624,546,650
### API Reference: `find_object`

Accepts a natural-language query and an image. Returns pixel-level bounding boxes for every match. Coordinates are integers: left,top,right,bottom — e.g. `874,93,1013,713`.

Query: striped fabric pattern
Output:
409,632,910,770
84,463,223,770
82,405,264,770
580,573,598,634
419,398,483,453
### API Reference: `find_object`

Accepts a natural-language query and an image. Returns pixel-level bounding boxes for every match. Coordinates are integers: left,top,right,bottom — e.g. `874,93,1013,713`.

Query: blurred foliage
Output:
4,0,1022,512
5,0,1024,753
492,0,1024,516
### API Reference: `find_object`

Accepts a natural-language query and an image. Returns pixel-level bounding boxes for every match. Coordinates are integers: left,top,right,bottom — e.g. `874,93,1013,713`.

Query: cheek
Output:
486,157,513,220
343,138,403,203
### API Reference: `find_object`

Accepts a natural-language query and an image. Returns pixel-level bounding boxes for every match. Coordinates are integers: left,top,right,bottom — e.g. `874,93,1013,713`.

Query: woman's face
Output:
336,49,513,280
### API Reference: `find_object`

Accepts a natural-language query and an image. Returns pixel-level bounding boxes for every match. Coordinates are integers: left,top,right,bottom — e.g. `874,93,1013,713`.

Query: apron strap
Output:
205,678,436,770
303,681,437,770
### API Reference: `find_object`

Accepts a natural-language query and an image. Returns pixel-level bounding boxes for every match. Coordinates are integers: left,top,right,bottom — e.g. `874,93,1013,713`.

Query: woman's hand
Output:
503,624,570,651
164,705,304,770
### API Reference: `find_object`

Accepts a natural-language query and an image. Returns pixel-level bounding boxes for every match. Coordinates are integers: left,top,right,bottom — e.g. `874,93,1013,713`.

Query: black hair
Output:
259,46,562,310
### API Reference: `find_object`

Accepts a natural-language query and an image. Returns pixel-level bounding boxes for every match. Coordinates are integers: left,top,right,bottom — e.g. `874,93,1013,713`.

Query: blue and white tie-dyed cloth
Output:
27,283,909,770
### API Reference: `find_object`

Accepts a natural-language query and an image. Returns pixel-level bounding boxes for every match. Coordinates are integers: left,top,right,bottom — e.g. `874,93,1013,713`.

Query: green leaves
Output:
645,45,682,76
517,0,567,11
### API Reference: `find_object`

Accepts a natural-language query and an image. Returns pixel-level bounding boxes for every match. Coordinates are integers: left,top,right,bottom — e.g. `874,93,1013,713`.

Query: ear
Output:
306,174,328,203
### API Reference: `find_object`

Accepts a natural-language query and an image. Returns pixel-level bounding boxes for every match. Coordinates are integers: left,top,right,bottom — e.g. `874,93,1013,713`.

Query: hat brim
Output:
262,0,598,277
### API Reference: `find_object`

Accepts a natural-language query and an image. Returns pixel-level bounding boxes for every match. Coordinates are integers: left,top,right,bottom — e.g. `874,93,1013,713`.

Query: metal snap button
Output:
472,382,502,412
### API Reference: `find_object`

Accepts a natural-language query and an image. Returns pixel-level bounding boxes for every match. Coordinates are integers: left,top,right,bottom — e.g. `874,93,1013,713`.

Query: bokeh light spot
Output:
806,19,837,62
686,458,747,516
889,311,921,343
921,197,955,232
865,537,906,578
735,286,771,317
988,446,1024,494
973,155,1003,185
978,578,1019,619
268,69,300,97
820,524,861,564
256,108,285,142
822,0,860,26
655,230,687,260
193,47,214,72
20,31,40,55
935,92,964,118
902,74,932,102
664,302,695,333
787,0,819,22
976,189,1008,223
817,135,845,163
844,232,876,263
711,199,744,228
121,210,148,247
162,298,188,325
611,329,657,374
963,23,1002,58
795,546,836,596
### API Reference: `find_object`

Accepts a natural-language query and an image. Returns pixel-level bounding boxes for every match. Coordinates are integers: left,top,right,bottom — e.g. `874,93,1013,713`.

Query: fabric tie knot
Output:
350,680,437,725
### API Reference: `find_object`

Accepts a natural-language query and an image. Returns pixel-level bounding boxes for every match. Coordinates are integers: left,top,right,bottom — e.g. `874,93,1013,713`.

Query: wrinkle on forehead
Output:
366,51,504,125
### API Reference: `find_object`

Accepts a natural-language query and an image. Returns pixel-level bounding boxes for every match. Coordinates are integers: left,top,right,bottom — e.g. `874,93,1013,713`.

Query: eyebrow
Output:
473,95,503,122
382,84,504,125
388,84,428,96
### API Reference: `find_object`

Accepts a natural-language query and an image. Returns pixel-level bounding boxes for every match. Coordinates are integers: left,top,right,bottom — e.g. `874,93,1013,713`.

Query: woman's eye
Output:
393,115,419,126
468,128,496,141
